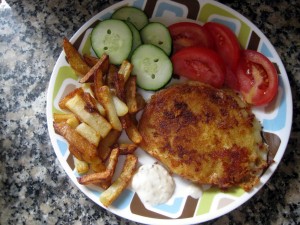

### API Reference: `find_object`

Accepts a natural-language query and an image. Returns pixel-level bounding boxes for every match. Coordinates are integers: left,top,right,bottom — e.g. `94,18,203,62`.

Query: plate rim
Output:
46,0,293,224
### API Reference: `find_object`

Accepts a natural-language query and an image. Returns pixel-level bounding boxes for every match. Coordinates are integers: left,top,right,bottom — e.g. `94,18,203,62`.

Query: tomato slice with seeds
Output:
237,50,278,106
171,47,226,88
168,22,215,54
204,22,241,71
204,22,241,90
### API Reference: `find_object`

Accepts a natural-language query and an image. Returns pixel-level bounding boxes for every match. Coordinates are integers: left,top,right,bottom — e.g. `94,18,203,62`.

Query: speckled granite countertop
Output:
0,0,299,224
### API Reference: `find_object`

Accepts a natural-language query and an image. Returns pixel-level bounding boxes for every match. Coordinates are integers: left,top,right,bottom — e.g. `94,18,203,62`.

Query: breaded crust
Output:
138,82,268,191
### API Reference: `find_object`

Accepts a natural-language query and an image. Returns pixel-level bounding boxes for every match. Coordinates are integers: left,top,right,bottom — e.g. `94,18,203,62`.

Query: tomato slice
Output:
237,50,278,106
204,22,241,70
171,47,226,88
169,22,215,54
225,67,240,91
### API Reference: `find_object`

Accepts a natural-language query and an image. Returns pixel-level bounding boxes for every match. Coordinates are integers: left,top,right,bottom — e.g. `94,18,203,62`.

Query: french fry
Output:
53,122,100,163
53,113,75,123
94,64,104,87
82,92,106,116
77,148,120,185
80,53,109,83
98,147,120,189
59,87,84,110
112,95,128,117
121,114,143,144
65,93,112,138
77,170,111,185
90,161,106,173
53,113,81,129
69,145,84,161
118,60,133,82
105,148,120,173
83,54,99,67
125,76,138,114
75,122,101,147
106,64,118,89
98,129,121,161
66,115,80,128
100,154,137,207
95,86,122,131
118,143,138,155
114,68,126,101
81,84,106,116
63,38,91,76
136,92,146,112
73,156,89,174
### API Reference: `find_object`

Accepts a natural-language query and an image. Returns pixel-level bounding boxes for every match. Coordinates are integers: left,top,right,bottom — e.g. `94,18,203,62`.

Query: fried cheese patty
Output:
138,82,268,191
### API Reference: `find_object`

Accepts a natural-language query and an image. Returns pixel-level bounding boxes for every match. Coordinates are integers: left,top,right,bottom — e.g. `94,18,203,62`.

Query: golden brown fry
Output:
112,95,128,117
69,145,84,161
81,92,101,113
73,156,90,174
80,54,109,83
105,148,120,173
66,116,80,128
77,170,111,185
63,38,91,76
65,93,112,138
90,161,106,173
118,60,133,82
114,70,126,101
120,114,142,144
94,66,104,88
98,129,121,161
106,64,118,89
53,122,100,163
83,54,99,67
136,92,146,112
81,84,106,116
77,148,120,185
59,87,84,110
100,154,138,207
125,76,138,114
118,143,138,155
75,122,101,147
53,113,75,123
95,86,122,131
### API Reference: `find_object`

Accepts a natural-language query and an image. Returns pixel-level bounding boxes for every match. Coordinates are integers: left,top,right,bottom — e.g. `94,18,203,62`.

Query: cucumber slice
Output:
140,22,172,56
91,19,132,65
131,44,173,91
111,6,149,30
125,21,142,58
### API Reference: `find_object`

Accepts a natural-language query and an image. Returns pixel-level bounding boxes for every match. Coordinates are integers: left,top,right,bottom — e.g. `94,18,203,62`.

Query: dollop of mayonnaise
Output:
132,163,175,206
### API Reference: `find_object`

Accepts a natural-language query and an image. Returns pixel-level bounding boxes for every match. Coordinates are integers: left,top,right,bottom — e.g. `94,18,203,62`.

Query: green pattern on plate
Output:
198,3,251,49
52,66,77,114
196,187,245,215
82,32,93,56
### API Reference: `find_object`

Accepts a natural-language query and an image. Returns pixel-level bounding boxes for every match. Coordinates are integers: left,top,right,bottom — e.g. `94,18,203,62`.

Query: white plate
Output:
46,0,293,224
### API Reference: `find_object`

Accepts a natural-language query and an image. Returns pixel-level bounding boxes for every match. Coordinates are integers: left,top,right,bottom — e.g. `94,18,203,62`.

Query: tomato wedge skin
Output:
237,50,278,106
168,22,215,54
171,47,226,88
204,22,241,71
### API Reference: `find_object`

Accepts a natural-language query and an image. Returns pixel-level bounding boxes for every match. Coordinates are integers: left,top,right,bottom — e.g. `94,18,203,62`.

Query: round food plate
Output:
46,0,293,224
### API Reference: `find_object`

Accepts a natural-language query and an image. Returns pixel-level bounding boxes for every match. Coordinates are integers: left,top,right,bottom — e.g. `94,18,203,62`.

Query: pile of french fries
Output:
53,38,146,207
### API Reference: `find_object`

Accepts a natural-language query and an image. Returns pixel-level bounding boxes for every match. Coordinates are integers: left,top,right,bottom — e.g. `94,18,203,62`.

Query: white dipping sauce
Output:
132,163,175,206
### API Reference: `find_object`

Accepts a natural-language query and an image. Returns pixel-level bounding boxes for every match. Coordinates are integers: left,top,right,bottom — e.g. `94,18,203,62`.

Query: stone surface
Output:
0,0,299,224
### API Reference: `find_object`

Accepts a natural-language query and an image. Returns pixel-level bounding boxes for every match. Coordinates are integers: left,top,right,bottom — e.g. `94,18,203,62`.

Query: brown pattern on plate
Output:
143,0,200,19
130,193,199,219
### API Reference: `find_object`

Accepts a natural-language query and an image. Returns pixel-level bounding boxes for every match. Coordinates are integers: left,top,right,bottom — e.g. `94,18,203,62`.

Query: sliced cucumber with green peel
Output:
125,21,142,58
91,19,132,65
140,22,172,56
111,6,149,30
131,44,173,91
